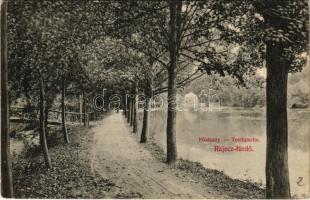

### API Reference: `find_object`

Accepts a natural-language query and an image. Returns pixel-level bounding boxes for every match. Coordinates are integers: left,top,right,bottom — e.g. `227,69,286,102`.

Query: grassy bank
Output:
13,125,116,198
141,140,265,199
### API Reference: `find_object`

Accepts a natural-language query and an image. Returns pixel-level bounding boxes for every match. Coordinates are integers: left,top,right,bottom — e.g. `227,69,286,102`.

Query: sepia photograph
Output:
1,0,309,199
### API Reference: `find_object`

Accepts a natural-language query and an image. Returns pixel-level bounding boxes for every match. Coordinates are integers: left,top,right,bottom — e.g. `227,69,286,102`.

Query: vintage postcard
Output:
1,0,309,199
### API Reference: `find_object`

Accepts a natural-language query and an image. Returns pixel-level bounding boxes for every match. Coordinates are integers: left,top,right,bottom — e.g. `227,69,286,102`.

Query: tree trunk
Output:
86,113,89,128
140,95,150,143
123,94,127,116
44,103,49,138
166,70,177,163
130,96,134,126
79,94,83,125
61,77,69,143
39,78,52,169
133,87,138,133
265,42,291,198
83,92,86,127
1,1,14,196
166,0,181,164
126,95,130,122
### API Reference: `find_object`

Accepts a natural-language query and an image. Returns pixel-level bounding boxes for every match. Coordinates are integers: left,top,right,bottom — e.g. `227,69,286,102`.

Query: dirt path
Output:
90,112,224,199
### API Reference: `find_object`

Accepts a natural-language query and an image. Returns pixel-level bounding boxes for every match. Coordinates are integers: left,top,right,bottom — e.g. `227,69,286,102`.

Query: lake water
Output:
137,108,310,197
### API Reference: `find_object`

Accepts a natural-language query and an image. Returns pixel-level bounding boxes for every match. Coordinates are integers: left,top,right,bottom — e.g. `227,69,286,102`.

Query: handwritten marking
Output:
297,177,305,186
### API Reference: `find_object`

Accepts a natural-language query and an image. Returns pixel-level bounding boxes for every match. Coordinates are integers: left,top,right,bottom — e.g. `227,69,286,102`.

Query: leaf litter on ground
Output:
13,125,116,198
